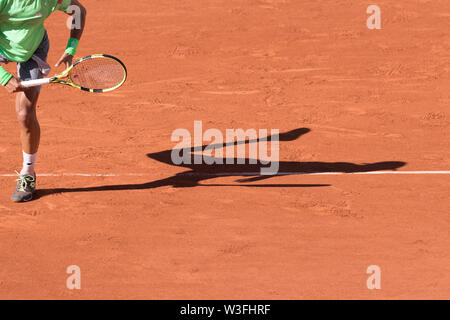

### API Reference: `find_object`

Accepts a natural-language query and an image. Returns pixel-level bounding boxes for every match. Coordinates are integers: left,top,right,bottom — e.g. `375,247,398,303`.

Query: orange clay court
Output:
0,0,449,299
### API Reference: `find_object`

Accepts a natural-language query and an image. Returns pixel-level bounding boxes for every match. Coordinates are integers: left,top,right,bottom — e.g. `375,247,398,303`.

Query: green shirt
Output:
0,0,71,85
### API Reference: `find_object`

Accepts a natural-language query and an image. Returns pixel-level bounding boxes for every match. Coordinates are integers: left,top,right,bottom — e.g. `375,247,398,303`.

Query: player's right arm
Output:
0,1,23,93
4,76,25,93
1,65,24,93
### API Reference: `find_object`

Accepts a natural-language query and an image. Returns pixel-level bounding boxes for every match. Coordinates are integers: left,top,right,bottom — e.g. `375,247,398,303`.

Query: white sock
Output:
20,151,37,176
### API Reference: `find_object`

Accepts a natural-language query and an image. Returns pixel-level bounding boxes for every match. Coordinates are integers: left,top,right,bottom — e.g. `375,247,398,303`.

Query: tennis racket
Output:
21,54,127,93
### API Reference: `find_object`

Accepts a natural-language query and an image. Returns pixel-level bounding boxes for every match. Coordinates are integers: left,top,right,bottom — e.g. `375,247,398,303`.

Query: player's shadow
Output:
35,128,406,198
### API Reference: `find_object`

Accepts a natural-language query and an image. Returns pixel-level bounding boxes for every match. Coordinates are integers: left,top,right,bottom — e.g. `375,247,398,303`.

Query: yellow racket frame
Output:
21,54,127,93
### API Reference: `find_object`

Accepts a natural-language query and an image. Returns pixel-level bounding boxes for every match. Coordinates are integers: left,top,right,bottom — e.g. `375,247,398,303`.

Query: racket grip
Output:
21,78,51,88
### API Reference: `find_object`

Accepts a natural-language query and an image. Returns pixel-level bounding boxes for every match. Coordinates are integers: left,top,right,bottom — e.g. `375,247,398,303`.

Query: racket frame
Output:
21,54,127,93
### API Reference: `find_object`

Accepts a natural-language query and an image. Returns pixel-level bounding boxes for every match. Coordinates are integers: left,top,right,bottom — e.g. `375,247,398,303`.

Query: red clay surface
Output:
0,0,449,299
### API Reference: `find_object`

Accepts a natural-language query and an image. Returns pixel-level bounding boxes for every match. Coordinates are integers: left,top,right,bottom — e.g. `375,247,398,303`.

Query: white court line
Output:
189,171,450,176
0,173,145,177
0,171,449,177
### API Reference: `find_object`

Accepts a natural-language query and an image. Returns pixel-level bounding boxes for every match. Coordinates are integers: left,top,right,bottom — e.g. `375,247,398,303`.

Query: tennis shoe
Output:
11,172,36,203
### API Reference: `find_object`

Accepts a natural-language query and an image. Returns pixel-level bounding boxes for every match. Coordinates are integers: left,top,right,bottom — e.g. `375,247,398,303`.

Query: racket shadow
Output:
34,127,406,200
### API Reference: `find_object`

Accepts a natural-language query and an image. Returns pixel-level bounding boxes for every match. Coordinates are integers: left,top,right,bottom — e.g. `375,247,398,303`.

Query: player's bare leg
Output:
16,88,40,157
11,88,40,202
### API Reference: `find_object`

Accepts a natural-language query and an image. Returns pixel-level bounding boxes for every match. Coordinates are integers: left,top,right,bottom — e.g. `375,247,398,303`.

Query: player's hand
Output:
55,52,73,69
4,77,25,93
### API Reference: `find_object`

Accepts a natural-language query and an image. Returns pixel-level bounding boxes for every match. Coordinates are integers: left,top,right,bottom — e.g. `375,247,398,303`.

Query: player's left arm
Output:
55,0,87,68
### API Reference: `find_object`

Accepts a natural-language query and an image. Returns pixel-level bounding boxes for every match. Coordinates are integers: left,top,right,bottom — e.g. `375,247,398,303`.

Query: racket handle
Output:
21,78,51,88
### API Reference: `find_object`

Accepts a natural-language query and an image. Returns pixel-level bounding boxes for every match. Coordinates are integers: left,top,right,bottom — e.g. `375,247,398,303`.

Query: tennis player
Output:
0,0,86,202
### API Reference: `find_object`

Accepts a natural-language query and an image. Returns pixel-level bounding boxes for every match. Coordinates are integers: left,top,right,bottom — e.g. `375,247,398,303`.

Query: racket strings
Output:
69,57,126,90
